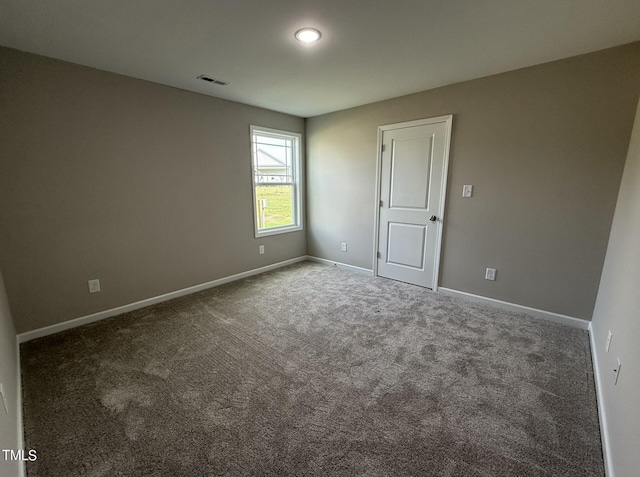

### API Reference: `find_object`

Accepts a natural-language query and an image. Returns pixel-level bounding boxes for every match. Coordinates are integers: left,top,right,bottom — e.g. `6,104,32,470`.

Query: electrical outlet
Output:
614,358,622,385
88,279,101,293
0,383,8,415
341,242,347,252
259,245,265,255
462,185,473,198
485,268,496,281
606,330,612,353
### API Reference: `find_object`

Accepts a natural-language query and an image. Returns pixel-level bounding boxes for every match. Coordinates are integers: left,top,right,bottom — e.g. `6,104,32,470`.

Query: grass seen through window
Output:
256,185,294,228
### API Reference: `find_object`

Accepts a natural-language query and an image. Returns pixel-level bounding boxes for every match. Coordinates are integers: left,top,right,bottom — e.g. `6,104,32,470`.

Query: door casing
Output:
372,115,453,291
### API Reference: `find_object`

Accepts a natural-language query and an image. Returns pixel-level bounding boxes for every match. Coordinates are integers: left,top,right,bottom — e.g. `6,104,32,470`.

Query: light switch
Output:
462,185,473,198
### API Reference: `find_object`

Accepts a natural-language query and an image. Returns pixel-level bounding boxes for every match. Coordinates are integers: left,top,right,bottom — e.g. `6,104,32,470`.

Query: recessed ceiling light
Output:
295,28,321,43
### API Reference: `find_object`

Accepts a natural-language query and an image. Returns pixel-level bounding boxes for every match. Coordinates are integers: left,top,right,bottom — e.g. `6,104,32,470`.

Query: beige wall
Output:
0,266,21,476
591,96,640,476
307,42,640,320
2,43,639,332
0,47,306,333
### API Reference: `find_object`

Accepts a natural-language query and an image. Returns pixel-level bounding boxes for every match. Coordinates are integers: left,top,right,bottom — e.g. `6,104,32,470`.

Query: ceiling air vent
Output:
197,74,228,86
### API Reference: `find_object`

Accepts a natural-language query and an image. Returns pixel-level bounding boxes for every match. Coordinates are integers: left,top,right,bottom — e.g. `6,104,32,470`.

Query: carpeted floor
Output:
20,262,603,476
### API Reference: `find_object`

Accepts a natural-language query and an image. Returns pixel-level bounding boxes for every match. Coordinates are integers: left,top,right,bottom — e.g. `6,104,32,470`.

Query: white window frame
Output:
250,125,303,238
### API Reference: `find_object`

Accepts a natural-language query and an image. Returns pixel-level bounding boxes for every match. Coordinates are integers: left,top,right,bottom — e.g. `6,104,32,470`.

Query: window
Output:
250,126,302,237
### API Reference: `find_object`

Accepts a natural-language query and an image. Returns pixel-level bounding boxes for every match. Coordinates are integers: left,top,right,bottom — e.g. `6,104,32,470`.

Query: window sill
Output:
255,225,303,238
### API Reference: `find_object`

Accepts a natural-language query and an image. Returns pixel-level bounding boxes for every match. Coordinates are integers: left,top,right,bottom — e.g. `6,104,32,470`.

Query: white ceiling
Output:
1,1,639,118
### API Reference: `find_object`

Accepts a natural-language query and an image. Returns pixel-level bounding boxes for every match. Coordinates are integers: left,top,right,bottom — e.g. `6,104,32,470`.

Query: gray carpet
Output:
21,262,603,476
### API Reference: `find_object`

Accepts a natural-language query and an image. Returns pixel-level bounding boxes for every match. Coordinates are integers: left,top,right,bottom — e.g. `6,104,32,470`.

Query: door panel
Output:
389,136,432,209
387,223,426,269
376,117,451,289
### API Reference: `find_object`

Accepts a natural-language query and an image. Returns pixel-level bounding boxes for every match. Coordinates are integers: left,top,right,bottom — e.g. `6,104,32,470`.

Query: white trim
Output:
433,116,453,292
250,125,303,238
372,115,453,291
17,256,308,343
438,287,589,329
306,256,374,276
372,125,384,278
588,322,613,476
16,336,25,477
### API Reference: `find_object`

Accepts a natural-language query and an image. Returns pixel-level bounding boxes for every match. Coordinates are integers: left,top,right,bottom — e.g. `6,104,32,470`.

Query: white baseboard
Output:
18,256,308,343
588,323,613,476
16,336,25,477
306,256,374,276
438,287,589,330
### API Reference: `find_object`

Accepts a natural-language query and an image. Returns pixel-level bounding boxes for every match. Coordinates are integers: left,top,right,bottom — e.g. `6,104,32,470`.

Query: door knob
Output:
429,215,437,222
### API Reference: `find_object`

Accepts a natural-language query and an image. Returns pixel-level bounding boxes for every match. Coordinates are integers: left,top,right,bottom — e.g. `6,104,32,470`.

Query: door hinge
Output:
379,200,383,207
377,251,382,259
381,144,386,152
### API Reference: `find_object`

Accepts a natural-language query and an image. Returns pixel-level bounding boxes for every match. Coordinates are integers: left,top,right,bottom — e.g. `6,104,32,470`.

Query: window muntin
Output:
250,126,302,237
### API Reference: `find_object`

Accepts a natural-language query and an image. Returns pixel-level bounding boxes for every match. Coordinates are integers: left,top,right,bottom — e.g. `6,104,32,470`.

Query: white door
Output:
375,116,452,289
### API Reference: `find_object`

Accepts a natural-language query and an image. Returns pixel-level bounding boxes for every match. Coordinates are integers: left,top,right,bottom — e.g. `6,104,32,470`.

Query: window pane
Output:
254,136,292,184
255,185,294,229
254,135,289,147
